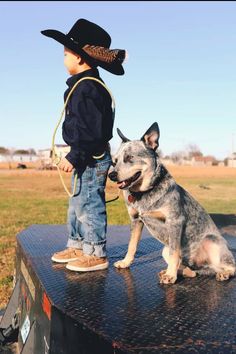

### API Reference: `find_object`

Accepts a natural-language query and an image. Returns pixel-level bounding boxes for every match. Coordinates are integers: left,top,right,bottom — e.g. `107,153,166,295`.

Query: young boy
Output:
41,19,126,271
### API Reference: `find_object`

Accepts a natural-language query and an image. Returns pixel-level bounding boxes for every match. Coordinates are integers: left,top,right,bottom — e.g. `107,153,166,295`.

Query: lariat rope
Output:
51,76,120,202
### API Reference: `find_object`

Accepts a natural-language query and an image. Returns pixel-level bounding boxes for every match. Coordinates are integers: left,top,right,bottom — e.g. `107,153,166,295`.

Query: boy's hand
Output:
58,158,74,173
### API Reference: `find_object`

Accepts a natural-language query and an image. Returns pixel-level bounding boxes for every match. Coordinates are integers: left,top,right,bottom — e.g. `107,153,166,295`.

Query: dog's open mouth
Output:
117,171,141,189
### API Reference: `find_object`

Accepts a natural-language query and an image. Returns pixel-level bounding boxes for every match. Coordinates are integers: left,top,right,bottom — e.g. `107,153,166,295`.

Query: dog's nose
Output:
108,171,118,181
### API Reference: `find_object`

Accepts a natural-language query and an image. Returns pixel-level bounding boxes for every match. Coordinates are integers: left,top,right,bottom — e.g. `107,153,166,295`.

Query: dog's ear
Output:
141,122,160,150
117,128,130,143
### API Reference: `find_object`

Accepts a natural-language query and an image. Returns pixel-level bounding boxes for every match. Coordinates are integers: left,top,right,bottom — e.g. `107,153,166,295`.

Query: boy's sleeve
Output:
65,147,87,168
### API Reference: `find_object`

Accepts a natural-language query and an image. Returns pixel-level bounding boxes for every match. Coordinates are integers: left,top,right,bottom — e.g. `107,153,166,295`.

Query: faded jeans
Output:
66,152,112,257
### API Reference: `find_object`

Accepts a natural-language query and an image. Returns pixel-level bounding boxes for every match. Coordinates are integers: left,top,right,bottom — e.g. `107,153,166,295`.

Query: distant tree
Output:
28,148,37,155
0,147,10,155
186,144,203,158
0,147,15,169
170,150,185,163
14,149,29,155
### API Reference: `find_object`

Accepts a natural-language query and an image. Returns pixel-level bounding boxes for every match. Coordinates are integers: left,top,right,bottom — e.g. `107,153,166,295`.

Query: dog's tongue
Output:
117,181,127,189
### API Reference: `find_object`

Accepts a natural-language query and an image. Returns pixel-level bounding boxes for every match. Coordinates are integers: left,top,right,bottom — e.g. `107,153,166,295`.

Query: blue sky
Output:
0,1,235,159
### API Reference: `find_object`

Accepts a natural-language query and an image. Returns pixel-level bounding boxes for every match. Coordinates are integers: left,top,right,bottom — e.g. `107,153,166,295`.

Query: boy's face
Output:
64,47,81,75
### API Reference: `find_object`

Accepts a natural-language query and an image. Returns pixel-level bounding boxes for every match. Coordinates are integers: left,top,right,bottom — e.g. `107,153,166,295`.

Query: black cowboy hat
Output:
41,18,126,75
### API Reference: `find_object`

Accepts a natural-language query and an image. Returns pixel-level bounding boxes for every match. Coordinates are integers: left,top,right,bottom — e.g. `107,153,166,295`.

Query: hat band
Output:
69,36,79,45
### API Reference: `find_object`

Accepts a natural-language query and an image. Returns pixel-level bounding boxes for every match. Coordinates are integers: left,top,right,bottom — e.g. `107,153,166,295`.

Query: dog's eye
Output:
124,154,134,163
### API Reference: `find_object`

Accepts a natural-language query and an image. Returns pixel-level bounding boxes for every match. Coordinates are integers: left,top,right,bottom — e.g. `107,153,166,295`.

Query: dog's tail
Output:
194,266,216,276
195,264,236,276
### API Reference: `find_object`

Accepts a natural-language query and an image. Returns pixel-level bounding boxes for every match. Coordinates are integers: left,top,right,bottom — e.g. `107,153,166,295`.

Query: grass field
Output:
0,165,236,309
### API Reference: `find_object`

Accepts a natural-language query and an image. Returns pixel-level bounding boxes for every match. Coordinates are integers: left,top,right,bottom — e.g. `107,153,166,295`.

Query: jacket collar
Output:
66,68,100,87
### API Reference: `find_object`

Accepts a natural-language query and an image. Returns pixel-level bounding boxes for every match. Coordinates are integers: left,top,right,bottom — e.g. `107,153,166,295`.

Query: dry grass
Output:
167,165,236,178
0,165,236,309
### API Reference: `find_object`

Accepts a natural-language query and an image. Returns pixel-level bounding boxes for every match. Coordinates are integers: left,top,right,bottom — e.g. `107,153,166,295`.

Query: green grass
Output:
0,171,236,244
0,275,13,287
107,198,130,224
175,177,236,213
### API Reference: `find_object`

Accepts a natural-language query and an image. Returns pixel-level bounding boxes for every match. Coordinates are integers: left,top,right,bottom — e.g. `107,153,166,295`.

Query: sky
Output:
0,1,236,159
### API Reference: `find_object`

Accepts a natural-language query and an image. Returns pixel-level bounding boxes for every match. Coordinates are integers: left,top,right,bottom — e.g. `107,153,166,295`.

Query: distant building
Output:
161,157,192,166
161,155,217,167
0,154,7,162
37,149,51,165
38,144,70,167
227,153,236,168
160,157,175,166
0,150,38,163
191,156,215,167
12,153,38,163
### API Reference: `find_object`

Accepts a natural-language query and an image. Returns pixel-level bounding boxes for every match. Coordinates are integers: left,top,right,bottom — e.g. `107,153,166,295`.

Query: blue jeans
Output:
66,152,112,257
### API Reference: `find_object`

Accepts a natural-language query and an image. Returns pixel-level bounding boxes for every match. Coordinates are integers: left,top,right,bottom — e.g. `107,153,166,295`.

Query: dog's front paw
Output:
158,269,177,284
114,259,132,269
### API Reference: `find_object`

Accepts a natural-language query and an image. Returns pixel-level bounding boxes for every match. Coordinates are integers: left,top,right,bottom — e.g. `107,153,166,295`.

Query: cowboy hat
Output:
41,18,126,75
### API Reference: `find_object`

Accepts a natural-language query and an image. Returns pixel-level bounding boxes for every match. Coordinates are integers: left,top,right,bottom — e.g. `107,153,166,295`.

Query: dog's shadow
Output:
114,254,236,314
108,236,163,264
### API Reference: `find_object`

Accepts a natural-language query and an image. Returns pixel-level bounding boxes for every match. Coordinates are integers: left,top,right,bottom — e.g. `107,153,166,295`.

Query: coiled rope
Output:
51,76,119,202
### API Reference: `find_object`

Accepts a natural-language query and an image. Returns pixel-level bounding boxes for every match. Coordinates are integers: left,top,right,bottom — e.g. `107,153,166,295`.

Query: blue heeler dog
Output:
108,123,235,284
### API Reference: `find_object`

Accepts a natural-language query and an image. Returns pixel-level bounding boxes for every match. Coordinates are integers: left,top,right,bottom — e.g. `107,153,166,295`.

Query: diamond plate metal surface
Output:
16,214,236,353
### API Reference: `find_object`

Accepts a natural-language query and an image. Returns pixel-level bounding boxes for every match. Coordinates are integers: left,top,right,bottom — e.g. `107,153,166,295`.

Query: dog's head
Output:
108,122,161,192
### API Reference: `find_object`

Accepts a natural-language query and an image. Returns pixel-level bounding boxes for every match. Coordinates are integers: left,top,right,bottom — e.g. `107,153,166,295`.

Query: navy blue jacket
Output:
62,68,114,168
